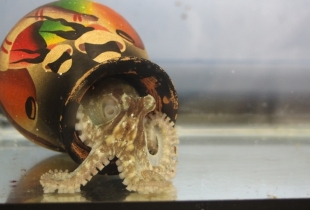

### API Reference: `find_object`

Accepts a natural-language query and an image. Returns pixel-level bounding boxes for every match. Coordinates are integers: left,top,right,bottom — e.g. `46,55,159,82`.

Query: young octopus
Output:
40,78,179,194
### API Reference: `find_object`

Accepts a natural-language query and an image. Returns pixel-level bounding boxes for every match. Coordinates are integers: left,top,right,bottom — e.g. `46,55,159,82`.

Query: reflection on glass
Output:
6,154,177,203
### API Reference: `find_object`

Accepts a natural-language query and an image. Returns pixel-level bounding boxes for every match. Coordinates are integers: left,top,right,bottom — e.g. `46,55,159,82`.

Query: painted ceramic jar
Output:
0,0,178,194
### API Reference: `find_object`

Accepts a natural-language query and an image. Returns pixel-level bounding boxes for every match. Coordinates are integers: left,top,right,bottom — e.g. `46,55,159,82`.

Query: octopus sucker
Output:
40,78,179,194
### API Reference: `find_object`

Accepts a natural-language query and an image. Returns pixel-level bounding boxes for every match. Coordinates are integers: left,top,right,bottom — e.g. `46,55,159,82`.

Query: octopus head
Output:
76,78,156,148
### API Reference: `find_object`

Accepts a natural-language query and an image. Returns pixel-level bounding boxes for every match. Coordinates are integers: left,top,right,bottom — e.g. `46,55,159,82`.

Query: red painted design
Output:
35,9,39,20
10,23,46,64
35,8,45,20
73,14,82,22
40,8,44,20
5,39,12,45
1,45,8,54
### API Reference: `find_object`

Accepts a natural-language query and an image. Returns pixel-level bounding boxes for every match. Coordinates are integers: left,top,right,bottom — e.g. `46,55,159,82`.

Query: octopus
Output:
40,78,179,194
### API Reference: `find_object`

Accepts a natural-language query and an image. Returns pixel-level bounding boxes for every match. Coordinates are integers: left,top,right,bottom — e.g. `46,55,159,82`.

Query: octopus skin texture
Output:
40,78,179,194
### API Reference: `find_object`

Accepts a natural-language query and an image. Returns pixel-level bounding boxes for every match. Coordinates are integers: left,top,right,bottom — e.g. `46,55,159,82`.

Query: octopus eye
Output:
101,96,120,122
81,95,120,126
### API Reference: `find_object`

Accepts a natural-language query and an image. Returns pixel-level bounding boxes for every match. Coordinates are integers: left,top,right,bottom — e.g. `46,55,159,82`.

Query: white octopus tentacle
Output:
40,106,113,194
40,140,112,193
117,112,179,194
144,112,179,179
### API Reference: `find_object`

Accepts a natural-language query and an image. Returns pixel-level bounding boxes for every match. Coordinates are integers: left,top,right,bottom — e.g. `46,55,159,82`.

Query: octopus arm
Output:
40,93,178,195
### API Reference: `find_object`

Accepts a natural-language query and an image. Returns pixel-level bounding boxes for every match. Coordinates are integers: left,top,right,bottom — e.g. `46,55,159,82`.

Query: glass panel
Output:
1,0,310,203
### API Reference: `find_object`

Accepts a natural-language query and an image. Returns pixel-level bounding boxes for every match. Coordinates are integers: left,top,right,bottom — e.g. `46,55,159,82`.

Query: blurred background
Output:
1,0,310,126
